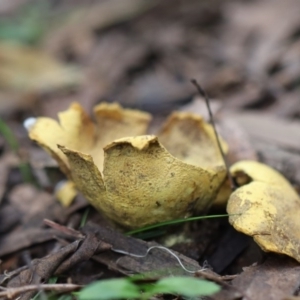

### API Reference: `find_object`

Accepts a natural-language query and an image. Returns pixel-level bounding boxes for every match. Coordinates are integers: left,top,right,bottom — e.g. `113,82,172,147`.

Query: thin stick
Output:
0,283,82,298
44,219,85,239
191,79,236,190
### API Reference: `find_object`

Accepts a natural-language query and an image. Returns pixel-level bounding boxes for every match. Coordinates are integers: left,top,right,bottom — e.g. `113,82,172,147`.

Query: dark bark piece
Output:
7,241,80,300
83,222,202,277
231,255,300,300
115,242,200,276
206,226,251,273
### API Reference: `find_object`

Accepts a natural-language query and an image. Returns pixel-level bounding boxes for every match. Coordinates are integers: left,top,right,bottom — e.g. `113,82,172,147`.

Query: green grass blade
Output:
127,214,229,235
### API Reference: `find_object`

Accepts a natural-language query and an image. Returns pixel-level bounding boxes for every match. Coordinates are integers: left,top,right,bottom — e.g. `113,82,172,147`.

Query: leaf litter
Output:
1,0,300,299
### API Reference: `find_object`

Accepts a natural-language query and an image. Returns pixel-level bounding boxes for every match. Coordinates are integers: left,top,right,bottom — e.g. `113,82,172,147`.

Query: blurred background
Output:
1,0,300,119
1,0,300,182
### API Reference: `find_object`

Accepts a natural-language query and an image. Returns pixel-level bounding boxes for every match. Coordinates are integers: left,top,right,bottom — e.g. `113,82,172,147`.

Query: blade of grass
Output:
126,214,230,236
80,207,90,228
0,118,35,184
0,118,18,152
131,229,167,240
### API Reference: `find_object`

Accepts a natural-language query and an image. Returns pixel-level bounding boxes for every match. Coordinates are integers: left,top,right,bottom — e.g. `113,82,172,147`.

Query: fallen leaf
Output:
0,228,58,257
9,183,66,226
231,256,300,300
44,0,156,59
0,42,81,93
28,103,227,228
227,160,300,262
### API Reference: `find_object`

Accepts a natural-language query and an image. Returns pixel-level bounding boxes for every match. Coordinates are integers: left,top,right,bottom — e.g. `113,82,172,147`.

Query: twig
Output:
0,266,28,284
0,283,82,299
44,219,85,239
191,79,237,191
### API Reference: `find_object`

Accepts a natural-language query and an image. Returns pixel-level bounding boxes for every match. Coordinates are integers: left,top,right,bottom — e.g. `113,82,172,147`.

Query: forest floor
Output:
1,0,300,299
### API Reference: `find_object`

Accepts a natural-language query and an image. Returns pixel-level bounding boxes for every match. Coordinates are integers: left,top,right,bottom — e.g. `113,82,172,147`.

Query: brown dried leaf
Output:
231,256,300,300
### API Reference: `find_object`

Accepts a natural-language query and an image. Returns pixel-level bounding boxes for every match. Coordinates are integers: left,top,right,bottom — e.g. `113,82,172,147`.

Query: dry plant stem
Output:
0,283,82,299
191,79,236,191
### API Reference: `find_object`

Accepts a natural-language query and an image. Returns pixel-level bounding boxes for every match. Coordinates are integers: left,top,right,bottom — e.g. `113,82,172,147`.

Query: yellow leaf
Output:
28,103,227,228
55,180,77,207
227,160,300,262
0,42,81,93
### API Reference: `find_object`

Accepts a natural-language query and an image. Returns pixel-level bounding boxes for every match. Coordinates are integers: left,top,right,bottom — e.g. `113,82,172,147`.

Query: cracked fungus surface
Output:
29,102,227,228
